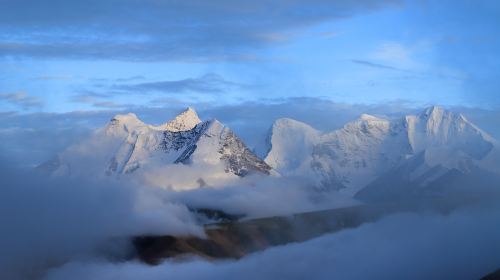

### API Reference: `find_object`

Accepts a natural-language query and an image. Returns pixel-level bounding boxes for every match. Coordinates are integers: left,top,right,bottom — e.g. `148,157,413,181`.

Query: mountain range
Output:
258,106,500,197
40,106,500,200
39,107,271,189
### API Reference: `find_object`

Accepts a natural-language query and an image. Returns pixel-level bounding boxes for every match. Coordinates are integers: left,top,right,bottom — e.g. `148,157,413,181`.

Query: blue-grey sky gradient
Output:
0,0,499,112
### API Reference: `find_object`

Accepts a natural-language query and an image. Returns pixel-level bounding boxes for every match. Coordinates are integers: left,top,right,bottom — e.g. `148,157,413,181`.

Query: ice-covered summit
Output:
260,118,320,175
39,105,499,196
260,106,499,194
43,107,271,189
158,107,202,132
406,105,494,159
359,113,383,121
107,113,145,132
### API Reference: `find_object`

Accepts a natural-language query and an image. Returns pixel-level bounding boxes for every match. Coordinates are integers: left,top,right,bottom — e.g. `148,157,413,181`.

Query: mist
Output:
2,147,500,280
0,156,364,279
2,101,500,279
43,204,500,280
0,160,201,280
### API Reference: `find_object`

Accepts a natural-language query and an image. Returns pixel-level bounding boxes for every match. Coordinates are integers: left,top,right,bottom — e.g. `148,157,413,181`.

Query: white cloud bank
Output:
0,163,202,280
43,204,500,280
2,100,500,279
0,159,359,280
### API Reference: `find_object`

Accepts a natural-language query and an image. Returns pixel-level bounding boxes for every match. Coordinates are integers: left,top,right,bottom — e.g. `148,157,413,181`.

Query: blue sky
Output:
0,0,499,113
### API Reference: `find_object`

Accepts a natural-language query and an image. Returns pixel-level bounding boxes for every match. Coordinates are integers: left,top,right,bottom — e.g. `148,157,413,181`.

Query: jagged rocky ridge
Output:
40,105,499,198
44,107,271,183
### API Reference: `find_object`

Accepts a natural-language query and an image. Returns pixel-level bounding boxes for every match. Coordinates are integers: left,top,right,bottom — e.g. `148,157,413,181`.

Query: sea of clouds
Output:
43,205,500,280
1,100,500,279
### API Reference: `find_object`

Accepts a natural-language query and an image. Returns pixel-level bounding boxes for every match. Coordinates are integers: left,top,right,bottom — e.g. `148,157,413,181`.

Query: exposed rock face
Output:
172,119,271,176
218,129,271,176
44,107,271,187
39,105,499,197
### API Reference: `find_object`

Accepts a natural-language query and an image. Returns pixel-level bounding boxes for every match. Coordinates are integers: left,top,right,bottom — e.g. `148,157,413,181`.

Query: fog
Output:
132,160,358,218
0,160,201,280
0,157,361,279
43,204,500,280
1,101,500,279
2,151,500,279
168,174,359,218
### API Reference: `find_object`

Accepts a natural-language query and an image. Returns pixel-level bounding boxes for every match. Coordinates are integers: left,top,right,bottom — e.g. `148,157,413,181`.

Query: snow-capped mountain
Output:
354,151,500,202
41,107,271,189
260,106,500,196
40,105,498,197
255,118,321,176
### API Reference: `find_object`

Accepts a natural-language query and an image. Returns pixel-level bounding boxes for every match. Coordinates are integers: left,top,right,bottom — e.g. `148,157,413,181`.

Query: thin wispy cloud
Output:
70,94,130,109
67,73,247,108
31,75,73,81
352,42,420,72
319,31,339,38
351,59,466,81
115,75,146,83
372,42,417,68
0,0,400,61
0,92,43,109
113,73,246,94
71,89,118,100
351,59,410,72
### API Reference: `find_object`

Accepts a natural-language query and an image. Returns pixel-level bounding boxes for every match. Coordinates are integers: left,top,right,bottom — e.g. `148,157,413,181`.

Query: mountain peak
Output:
341,114,389,133
425,105,443,113
159,107,202,132
273,118,316,129
184,106,196,114
417,105,464,129
417,105,475,130
420,105,446,120
359,114,383,121
103,113,147,136
108,113,144,128
111,112,140,122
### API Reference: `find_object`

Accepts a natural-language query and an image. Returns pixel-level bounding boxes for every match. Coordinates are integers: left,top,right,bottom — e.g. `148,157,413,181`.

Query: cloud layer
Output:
43,205,500,280
0,161,204,279
0,155,358,279
0,0,399,60
1,100,500,279
0,92,43,109
112,73,243,94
